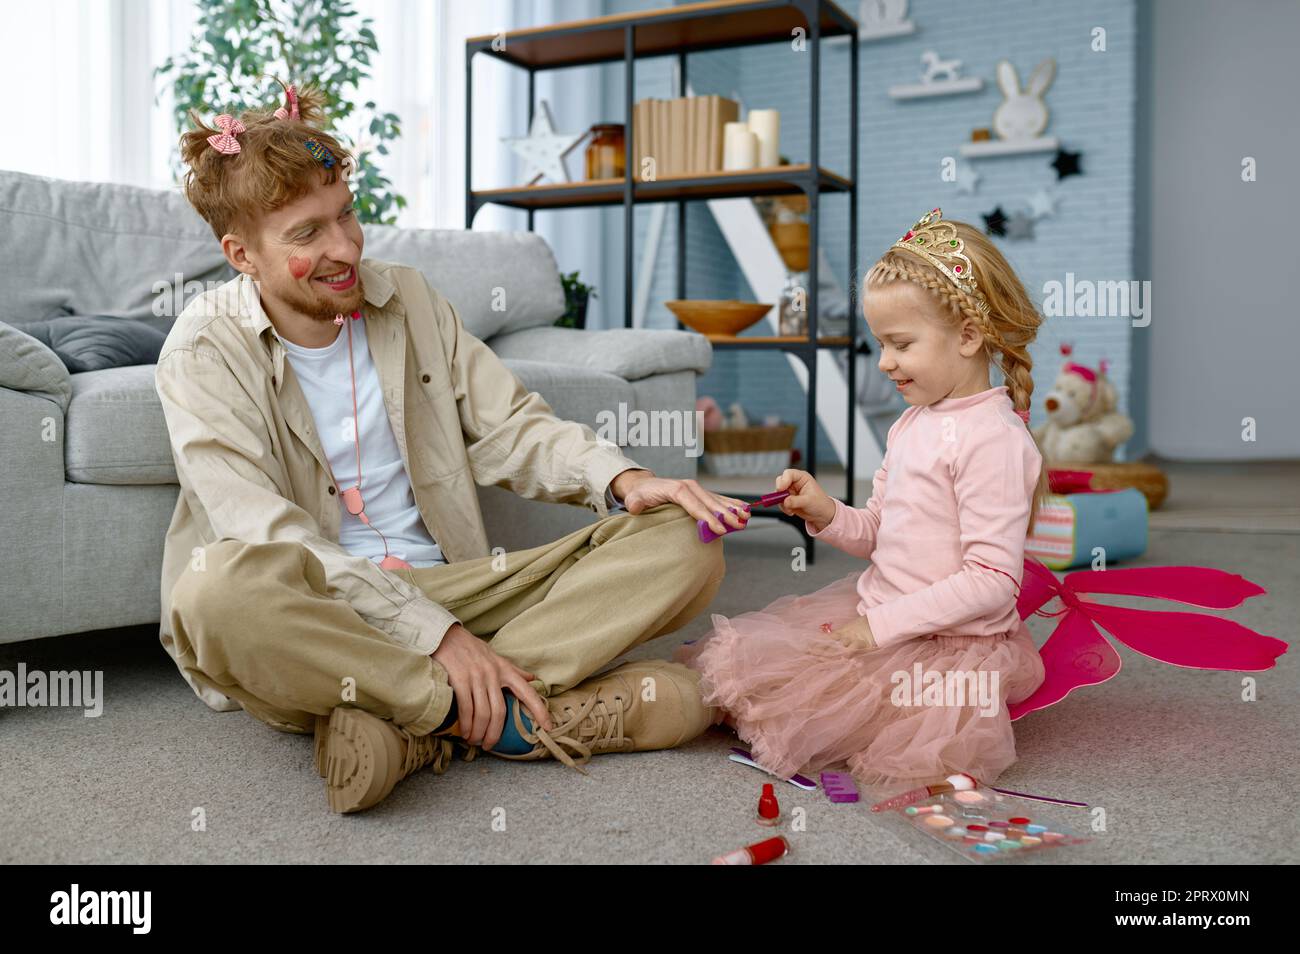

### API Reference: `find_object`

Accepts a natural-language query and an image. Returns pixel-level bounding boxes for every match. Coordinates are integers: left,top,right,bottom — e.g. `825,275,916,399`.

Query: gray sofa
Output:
0,170,711,646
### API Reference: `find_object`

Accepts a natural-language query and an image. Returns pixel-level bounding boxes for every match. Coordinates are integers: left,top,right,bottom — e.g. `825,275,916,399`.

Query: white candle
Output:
723,122,758,170
747,109,780,168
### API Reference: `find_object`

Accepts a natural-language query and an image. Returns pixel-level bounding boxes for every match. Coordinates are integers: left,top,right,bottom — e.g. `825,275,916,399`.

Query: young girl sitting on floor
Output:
676,208,1051,791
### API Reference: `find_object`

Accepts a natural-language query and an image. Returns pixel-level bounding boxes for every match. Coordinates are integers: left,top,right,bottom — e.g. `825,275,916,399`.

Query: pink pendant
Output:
341,486,365,516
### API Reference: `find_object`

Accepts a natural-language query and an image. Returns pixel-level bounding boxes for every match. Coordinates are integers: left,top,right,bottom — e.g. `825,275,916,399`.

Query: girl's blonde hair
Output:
864,217,1050,534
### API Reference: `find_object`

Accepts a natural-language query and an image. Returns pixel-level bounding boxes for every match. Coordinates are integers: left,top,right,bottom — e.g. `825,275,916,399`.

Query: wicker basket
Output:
1052,460,1170,510
703,424,796,476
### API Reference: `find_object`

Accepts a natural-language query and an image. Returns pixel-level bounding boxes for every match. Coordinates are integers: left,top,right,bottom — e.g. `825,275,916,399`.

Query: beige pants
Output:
167,503,725,736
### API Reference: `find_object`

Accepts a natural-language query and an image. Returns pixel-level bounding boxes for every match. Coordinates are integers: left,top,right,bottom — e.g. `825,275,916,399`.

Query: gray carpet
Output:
2,520,1295,864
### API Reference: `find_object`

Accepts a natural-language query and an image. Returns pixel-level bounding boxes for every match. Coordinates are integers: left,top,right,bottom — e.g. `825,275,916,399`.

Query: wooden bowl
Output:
665,300,773,337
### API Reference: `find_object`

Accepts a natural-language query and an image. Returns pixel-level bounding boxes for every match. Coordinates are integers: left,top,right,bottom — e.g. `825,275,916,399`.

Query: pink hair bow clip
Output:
1015,408,1031,424
1009,557,1287,721
206,114,246,155
273,84,300,121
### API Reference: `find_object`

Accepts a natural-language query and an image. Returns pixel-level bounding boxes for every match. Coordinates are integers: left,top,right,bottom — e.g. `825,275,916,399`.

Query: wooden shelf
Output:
466,0,857,70
472,164,852,211
464,0,863,535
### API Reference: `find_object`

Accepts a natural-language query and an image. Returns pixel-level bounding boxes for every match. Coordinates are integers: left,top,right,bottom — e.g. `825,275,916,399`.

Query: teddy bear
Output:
1032,345,1134,464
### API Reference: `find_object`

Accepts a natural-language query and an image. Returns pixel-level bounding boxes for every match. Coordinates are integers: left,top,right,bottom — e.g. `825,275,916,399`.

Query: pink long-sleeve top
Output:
808,385,1042,648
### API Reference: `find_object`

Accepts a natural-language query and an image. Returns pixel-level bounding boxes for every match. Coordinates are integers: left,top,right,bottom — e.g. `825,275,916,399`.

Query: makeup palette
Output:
889,787,1089,862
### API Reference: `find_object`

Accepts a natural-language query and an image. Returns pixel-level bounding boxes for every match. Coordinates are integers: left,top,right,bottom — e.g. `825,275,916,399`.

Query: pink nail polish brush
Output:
698,490,790,542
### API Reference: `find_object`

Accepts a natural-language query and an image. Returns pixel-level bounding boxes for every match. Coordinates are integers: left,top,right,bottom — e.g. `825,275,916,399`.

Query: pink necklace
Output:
322,310,413,571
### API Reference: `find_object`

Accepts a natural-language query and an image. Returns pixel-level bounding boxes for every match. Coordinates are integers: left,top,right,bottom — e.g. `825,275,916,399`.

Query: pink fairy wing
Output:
1063,566,1266,608
1009,608,1122,721
1017,558,1061,619
1085,603,1288,671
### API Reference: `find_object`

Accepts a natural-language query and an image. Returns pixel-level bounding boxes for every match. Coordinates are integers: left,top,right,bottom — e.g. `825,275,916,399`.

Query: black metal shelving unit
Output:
465,0,859,560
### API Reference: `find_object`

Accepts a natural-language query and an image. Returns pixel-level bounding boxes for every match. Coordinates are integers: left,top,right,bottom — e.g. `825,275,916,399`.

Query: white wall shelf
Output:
960,136,1059,158
888,77,984,100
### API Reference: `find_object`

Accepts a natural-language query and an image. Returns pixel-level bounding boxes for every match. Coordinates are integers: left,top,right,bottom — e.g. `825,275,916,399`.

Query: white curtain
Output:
0,0,194,190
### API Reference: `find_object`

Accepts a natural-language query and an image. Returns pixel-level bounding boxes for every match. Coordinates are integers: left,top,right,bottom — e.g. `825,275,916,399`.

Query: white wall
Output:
1141,0,1300,460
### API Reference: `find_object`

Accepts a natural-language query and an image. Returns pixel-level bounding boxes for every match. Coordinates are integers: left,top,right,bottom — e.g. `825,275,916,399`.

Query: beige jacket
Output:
155,260,643,712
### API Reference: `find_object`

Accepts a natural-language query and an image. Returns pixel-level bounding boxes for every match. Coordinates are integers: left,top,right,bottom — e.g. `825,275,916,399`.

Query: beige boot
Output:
314,707,461,814
489,661,714,774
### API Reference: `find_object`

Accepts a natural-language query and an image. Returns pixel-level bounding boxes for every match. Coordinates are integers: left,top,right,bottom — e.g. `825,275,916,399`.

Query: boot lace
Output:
401,731,454,777
520,689,631,775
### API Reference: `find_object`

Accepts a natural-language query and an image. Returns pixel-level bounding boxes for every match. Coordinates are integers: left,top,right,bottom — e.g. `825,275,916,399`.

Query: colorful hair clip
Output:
303,139,335,168
206,114,246,155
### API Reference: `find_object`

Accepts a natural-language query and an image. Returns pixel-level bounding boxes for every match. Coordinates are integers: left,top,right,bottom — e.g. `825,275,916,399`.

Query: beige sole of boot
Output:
320,708,401,814
314,715,329,778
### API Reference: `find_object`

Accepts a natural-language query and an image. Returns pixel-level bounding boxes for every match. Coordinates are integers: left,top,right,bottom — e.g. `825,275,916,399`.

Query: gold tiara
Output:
891,207,990,313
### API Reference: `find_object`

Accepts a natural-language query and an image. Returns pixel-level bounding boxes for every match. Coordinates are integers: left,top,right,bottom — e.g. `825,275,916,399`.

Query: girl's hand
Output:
775,469,837,532
809,616,877,657
824,616,877,651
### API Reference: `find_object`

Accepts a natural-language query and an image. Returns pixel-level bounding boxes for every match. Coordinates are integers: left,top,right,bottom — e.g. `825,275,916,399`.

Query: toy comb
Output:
819,771,859,803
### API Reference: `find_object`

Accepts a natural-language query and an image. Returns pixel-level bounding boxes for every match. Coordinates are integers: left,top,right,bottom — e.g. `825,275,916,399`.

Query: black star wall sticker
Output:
1051,147,1083,180
982,205,1008,237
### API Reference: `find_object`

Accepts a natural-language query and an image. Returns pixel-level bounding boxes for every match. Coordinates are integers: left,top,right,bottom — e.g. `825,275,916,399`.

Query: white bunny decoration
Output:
993,58,1056,142
859,0,915,39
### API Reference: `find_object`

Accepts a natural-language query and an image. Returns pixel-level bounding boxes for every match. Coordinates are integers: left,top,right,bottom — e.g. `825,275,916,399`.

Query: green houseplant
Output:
156,0,406,224
556,271,598,329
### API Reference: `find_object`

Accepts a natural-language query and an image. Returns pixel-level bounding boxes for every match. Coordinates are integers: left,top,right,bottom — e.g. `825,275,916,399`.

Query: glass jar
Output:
585,123,625,180
778,271,809,337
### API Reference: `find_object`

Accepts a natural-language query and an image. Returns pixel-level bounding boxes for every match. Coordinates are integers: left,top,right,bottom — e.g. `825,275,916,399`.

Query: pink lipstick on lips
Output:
697,489,791,542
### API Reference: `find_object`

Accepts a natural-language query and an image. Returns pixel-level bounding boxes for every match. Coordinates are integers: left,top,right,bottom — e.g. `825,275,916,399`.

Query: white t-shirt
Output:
278,319,447,568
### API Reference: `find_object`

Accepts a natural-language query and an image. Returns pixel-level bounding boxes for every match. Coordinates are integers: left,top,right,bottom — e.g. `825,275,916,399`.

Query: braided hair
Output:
864,219,1050,533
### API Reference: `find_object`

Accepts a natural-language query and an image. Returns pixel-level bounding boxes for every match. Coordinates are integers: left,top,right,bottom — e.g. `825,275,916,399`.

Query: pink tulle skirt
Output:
674,571,1046,790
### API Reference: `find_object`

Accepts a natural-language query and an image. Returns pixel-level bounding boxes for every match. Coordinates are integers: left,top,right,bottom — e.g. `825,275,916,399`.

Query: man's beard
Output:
274,271,367,324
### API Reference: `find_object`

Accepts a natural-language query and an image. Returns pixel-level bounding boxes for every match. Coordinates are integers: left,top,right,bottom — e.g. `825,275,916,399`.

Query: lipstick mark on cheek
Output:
288,256,312,280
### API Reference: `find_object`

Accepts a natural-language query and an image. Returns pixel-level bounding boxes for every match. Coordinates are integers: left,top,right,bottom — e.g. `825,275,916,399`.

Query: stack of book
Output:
631,95,740,178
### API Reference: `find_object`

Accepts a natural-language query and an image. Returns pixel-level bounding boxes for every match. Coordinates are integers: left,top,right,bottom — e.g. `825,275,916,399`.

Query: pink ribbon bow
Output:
273,84,300,121
1009,557,1287,721
206,114,246,155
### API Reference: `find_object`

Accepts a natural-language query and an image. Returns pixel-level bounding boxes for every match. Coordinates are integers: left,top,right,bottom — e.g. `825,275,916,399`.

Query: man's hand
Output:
431,624,553,750
612,471,751,536
774,469,837,532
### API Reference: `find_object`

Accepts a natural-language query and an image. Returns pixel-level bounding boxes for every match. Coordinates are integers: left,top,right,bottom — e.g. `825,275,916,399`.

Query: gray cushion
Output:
0,320,73,413
362,225,566,340
65,366,175,485
488,325,713,381
0,170,232,325
501,358,637,428
0,170,565,343
9,315,168,373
